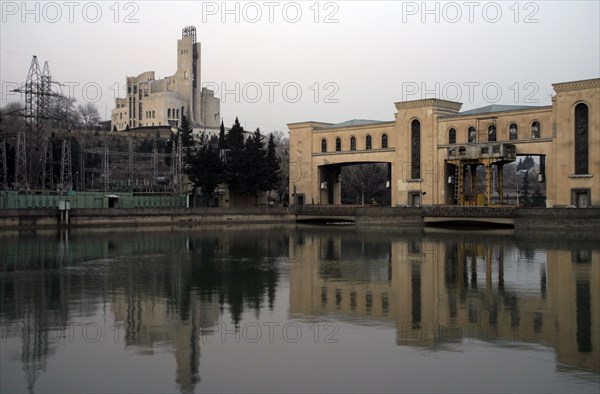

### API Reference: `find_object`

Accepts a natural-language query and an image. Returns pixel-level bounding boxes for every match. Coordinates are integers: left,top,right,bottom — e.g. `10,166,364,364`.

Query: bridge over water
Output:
294,205,517,227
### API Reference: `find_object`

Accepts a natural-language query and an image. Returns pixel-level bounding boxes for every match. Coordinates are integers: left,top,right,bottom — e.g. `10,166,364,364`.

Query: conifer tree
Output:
226,117,245,151
187,144,223,206
224,118,246,194
179,115,194,147
244,128,267,197
264,133,280,198
218,120,226,149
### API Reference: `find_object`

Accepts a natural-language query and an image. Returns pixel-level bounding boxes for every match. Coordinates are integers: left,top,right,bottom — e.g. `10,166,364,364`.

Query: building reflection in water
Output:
1,226,598,393
288,229,599,373
0,226,288,394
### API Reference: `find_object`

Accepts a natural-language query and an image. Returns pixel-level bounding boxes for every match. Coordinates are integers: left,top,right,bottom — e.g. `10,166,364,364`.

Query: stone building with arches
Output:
288,78,599,207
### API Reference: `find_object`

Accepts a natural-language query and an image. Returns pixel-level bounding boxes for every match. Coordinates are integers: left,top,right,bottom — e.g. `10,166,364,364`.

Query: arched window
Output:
152,110,155,118
448,128,456,144
488,125,496,142
531,121,540,139
335,137,341,152
411,119,420,179
366,135,372,150
381,133,388,148
509,123,518,140
468,126,476,143
176,108,180,118
350,136,357,151
575,103,589,174
168,108,171,118
321,138,327,153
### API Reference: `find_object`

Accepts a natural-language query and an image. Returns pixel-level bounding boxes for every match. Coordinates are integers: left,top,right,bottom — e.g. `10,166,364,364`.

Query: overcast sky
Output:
1,1,599,134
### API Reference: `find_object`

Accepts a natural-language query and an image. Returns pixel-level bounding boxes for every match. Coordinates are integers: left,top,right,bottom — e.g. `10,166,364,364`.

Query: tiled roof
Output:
324,119,387,129
455,105,542,116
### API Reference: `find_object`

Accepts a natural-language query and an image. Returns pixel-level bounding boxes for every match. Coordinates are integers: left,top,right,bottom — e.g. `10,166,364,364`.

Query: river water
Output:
0,225,598,393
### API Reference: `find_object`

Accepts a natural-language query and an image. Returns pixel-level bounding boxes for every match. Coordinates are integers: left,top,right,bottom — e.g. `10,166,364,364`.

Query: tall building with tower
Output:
111,26,220,132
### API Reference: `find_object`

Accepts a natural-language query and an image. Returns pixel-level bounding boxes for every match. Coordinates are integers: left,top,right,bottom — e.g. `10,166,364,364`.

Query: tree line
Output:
1,97,103,132
1,100,288,199
183,116,283,206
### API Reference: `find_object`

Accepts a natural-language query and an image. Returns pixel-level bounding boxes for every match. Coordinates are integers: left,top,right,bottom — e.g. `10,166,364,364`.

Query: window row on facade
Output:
445,103,590,175
321,286,389,314
167,107,184,119
447,121,542,144
321,133,389,153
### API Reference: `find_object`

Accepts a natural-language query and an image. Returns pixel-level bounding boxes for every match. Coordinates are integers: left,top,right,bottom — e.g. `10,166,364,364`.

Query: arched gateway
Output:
289,78,599,208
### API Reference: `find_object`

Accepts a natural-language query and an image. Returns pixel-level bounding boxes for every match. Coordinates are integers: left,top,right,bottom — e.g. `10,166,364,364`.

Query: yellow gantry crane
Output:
447,143,517,206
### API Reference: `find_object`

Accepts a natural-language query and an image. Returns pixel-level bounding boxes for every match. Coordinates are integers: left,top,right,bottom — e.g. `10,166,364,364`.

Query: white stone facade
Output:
111,26,220,132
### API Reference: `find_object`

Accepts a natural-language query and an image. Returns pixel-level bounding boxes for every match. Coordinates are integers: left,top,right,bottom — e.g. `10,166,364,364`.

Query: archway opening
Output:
340,162,391,206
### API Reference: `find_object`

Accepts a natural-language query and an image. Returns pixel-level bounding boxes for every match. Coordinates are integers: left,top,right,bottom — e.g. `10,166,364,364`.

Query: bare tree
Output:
0,102,26,133
48,95,80,130
77,102,101,130
342,163,388,205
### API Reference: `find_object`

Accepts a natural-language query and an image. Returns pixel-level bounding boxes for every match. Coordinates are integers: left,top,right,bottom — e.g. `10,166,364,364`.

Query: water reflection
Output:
289,228,599,373
0,226,598,393
0,227,288,394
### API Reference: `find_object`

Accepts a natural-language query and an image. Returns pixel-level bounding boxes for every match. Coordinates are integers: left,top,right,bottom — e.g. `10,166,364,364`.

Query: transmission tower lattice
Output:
152,139,158,184
43,139,54,190
128,140,134,187
10,56,72,190
102,146,109,191
177,135,183,194
15,132,27,188
60,139,72,191
79,149,85,191
18,57,56,136
171,134,183,194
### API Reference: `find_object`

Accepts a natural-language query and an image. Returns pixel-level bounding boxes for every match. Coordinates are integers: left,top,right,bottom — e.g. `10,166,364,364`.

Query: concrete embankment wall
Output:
0,208,295,229
1,206,599,230
355,207,423,226
354,207,600,230
514,208,600,231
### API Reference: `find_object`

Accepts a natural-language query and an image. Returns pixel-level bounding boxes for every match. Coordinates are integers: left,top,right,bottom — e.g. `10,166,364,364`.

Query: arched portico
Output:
317,160,393,205
289,79,600,208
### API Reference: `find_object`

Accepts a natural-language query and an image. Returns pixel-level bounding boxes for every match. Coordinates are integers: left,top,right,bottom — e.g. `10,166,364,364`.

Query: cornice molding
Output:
553,78,600,93
394,99,462,112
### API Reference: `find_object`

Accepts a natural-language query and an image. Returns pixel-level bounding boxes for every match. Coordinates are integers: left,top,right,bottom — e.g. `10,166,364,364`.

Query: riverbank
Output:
1,206,599,232
0,207,296,229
